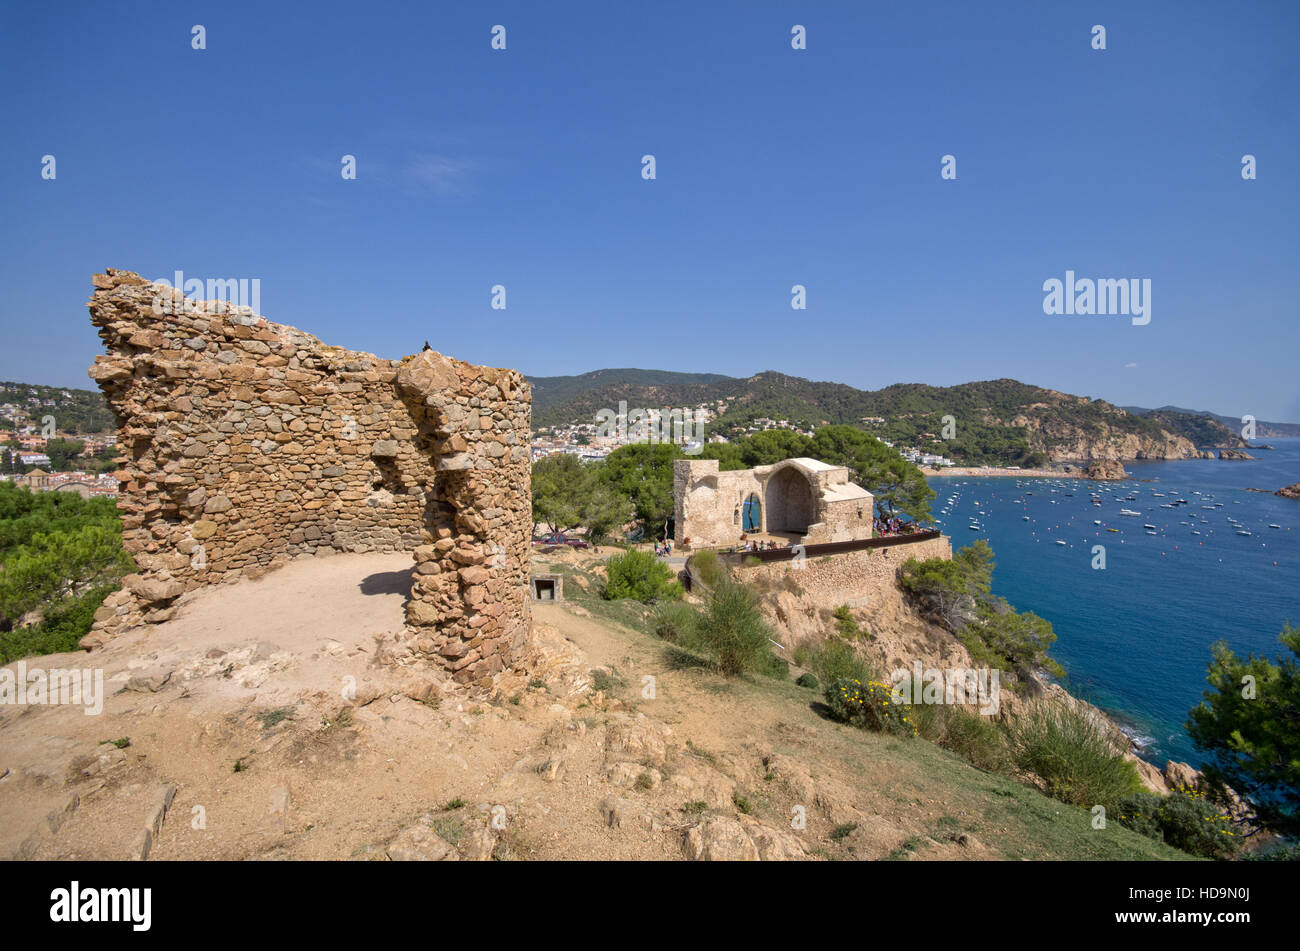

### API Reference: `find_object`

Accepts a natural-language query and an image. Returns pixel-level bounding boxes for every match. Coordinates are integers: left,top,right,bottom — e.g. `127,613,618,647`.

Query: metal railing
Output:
719,529,943,564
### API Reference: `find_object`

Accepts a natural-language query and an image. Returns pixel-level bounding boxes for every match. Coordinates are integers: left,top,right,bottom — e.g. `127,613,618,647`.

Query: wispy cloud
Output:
1124,362,1138,369
402,154,474,196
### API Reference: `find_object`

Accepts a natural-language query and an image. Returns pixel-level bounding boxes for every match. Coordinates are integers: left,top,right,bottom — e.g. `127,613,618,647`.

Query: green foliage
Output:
1186,624,1300,838
1243,840,1300,861
833,604,863,639
0,483,134,652
0,583,116,664
805,637,875,686
967,602,1063,679
602,549,682,603
795,672,819,689
688,549,726,589
590,668,626,693
678,579,783,677
824,676,917,735
1009,704,1144,808
0,480,123,553
531,453,633,540
651,600,699,643
915,705,1012,773
1115,789,1241,860
899,540,992,629
598,443,684,539
1141,410,1245,449
900,540,1060,678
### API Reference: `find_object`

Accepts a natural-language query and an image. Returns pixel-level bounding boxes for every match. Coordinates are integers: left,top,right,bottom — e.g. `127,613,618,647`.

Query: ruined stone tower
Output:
84,269,531,682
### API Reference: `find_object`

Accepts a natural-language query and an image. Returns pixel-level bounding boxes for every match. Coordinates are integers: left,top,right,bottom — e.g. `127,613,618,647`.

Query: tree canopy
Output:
1186,624,1300,837
531,453,632,540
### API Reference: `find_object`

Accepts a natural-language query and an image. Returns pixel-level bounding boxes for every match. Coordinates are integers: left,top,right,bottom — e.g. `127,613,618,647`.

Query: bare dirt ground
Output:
0,550,1179,861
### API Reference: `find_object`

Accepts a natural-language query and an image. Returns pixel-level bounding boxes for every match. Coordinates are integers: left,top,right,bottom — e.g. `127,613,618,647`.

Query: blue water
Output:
929,439,1300,767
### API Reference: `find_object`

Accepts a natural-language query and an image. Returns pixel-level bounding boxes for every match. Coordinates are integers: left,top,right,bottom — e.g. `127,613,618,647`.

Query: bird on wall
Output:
422,341,432,352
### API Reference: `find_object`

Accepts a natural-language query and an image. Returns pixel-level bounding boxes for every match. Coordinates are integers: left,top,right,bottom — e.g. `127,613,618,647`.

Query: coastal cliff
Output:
744,543,1195,798
1005,403,1197,462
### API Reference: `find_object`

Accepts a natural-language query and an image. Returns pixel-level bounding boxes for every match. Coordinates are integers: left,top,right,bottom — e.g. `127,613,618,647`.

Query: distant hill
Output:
1122,405,1300,441
0,381,115,434
524,370,1204,466
530,369,733,418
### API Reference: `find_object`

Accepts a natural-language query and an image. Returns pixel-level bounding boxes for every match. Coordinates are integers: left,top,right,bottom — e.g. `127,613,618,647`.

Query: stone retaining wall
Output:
741,534,952,605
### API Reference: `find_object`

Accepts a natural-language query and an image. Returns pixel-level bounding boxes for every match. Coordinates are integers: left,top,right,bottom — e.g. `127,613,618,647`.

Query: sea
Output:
927,438,1300,768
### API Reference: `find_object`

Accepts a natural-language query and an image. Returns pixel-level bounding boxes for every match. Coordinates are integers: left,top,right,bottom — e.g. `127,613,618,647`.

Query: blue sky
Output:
2,0,1297,420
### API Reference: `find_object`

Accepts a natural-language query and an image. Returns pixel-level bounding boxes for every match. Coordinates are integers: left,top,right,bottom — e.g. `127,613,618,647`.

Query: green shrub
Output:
690,549,727,589
934,707,1011,772
824,676,917,736
900,540,1061,678
681,580,782,677
833,605,862,639
1243,840,1300,861
1009,704,1143,808
652,600,699,643
796,672,819,689
0,583,117,664
806,637,875,686
1116,788,1241,860
603,549,683,603
590,668,625,693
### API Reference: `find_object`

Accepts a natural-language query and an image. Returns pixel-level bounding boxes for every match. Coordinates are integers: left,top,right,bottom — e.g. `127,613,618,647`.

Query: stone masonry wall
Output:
741,535,952,605
84,268,531,683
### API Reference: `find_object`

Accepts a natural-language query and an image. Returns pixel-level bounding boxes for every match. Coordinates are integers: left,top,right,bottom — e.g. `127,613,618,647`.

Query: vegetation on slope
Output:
0,481,134,662
899,540,1062,679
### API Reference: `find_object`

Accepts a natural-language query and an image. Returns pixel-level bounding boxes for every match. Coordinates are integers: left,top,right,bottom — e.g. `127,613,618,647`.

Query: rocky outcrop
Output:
1218,449,1255,460
85,268,531,682
1002,399,1196,462
1083,458,1128,481
1276,482,1300,500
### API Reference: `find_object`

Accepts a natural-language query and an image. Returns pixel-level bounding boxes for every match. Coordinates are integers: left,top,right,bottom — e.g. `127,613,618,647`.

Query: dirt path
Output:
2,552,1183,861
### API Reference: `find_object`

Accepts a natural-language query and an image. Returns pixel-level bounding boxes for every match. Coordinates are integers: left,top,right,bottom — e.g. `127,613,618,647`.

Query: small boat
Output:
1106,528,1119,533
1144,524,1157,530
1055,540,1067,546
1236,530,1252,536
1192,530,1201,535
1269,524,1282,529
1093,520,1102,525
1120,509,1141,517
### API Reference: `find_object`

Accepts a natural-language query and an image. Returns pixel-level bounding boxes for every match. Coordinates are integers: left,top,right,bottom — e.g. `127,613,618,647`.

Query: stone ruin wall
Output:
741,534,952,607
674,458,875,549
84,268,531,683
